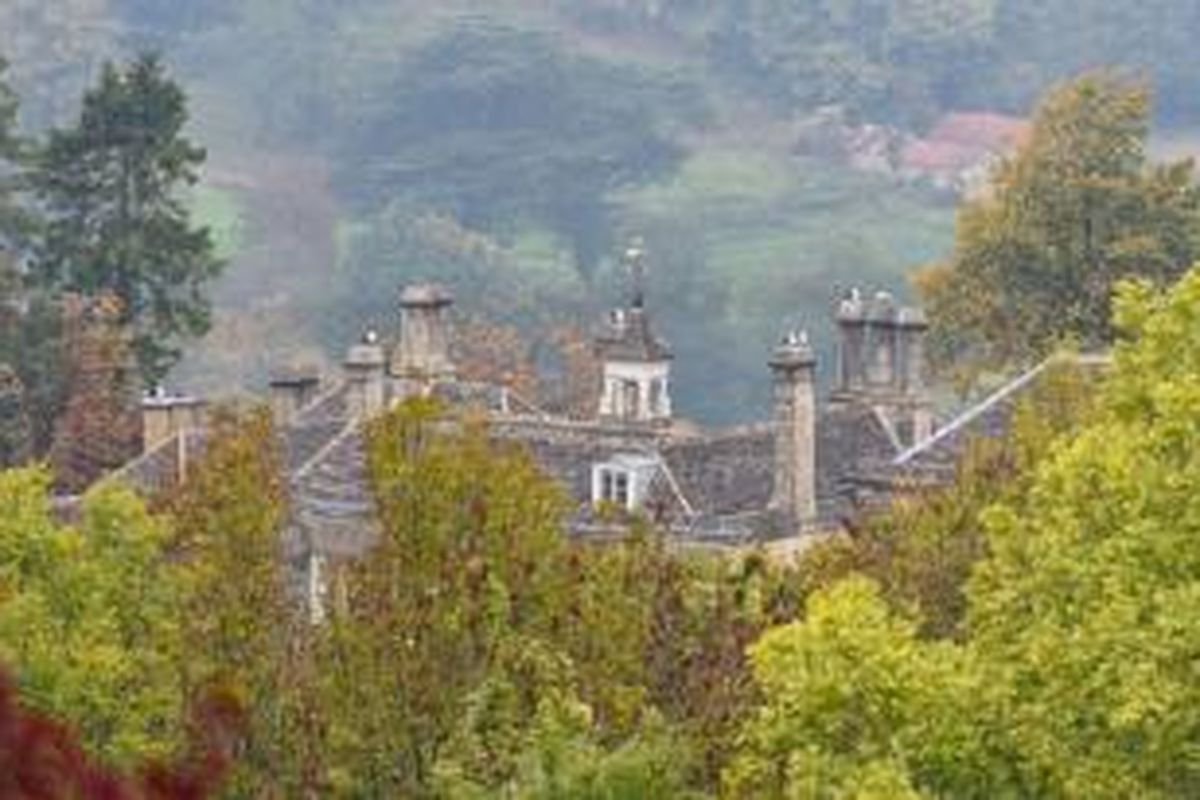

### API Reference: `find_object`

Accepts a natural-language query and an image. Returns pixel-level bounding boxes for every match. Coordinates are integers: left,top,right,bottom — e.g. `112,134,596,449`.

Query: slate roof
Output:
109,428,209,494
281,384,353,473
277,383,378,562
490,417,662,513
816,402,901,519
278,386,902,551
109,364,909,558
659,403,898,528
662,427,774,516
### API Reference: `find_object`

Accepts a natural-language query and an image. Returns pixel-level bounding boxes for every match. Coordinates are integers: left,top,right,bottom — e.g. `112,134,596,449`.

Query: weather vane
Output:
624,236,647,308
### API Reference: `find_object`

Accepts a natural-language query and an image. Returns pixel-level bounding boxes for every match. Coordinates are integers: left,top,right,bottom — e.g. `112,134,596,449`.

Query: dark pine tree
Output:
31,53,223,385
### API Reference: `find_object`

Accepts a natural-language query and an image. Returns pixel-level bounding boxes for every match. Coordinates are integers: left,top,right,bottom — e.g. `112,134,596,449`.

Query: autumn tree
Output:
916,72,1200,382
47,293,141,492
165,406,320,796
455,316,540,402
31,53,223,384
0,662,240,800
317,399,574,796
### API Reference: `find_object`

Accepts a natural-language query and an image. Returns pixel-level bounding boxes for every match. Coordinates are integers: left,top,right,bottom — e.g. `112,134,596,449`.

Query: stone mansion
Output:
115,245,1046,605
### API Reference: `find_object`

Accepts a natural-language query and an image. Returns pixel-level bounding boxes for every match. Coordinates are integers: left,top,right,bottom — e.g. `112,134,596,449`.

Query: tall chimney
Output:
345,331,387,419
835,288,867,394
865,290,898,389
769,330,817,526
270,370,320,426
392,283,456,381
142,390,205,453
898,307,933,443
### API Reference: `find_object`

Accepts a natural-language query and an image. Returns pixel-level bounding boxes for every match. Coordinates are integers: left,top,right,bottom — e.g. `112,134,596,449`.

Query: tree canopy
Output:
916,72,1200,380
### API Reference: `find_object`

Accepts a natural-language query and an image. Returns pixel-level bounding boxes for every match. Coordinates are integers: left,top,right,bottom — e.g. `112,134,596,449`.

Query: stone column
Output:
769,331,818,525
345,333,387,419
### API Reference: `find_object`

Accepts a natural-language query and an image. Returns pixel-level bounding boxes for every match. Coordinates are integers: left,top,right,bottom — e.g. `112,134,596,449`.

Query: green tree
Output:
0,55,27,249
0,468,188,766
31,53,223,384
916,72,1200,380
319,400,574,796
961,270,1200,796
317,399,772,796
730,267,1200,797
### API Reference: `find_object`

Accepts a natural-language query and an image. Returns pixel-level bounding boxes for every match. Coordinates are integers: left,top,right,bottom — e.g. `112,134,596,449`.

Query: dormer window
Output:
591,454,660,511
598,467,631,508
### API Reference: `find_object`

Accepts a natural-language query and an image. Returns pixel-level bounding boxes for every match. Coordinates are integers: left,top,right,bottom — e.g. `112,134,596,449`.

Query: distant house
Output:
900,112,1030,196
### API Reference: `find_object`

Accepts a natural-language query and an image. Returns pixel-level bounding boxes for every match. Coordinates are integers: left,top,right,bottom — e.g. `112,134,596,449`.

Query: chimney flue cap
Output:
836,287,867,322
770,328,816,371
399,283,453,308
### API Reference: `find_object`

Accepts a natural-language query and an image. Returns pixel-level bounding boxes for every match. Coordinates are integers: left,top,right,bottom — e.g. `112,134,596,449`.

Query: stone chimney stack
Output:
270,370,320,427
392,283,456,381
769,330,817,526
897,307,933,442
835,287,867,393
142,390,205,453
831,287,934,447
345,330,387,419
865,290,899,389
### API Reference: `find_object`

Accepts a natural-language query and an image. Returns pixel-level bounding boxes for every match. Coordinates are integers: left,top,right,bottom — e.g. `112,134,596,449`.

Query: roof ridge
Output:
292,420,362,480
892,358,1054,466
103,431,181,484
654,454,697,519
290,381,348,425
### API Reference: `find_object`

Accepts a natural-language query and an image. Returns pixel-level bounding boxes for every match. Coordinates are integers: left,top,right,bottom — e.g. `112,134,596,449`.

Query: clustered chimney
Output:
833,288,931,445
768,330,817,526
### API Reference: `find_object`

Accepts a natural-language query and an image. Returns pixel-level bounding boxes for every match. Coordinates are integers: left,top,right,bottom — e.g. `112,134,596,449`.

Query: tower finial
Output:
623,236,647,308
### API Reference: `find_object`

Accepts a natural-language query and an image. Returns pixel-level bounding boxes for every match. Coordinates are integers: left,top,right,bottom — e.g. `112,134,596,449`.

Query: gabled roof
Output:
659,401,899,527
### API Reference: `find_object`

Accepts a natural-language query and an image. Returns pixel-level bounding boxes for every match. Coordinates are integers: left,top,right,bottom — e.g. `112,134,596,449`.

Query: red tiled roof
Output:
901,112,1029,174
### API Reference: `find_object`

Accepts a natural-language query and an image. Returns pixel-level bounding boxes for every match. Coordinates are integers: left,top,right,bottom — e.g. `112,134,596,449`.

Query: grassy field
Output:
191,185,246,261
